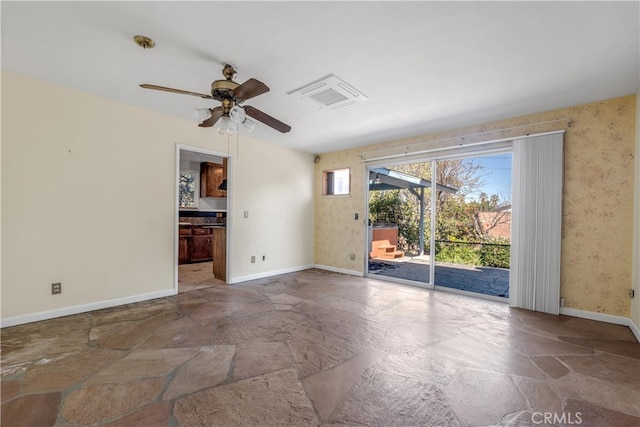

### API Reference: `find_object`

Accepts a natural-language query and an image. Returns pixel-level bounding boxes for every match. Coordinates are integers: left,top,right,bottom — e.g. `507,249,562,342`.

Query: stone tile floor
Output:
1,269,639,426
177,261,222,293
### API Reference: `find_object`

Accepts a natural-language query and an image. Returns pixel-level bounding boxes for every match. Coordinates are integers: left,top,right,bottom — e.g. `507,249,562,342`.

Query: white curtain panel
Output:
510,132,564,315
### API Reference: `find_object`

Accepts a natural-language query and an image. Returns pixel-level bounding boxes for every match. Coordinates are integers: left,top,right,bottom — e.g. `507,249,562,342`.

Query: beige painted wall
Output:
229,135,315,281
315,95,636,317
1,72,314,322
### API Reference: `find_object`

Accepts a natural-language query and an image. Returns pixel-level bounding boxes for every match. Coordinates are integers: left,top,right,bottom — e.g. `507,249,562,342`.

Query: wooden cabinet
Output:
200,158,228,198
191,234,213,262
178,224,192,264
212,228,227,281
178,236,191,264
179,224,213,264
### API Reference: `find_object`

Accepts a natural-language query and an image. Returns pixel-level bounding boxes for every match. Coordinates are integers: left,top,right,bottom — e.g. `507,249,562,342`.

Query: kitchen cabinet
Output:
178,224,213,264
212,227,226,281
178,236,191,264
178,223,192,264
191,234,213,262
200,158,228,198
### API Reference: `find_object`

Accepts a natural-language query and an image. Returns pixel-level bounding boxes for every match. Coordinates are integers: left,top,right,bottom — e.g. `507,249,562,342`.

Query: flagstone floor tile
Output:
1,268,638,426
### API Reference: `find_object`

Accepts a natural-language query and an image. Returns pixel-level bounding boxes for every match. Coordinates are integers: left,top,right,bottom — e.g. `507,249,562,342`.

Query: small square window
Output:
323,168,350,196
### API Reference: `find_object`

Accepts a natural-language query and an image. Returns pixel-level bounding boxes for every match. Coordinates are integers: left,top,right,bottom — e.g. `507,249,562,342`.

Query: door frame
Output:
364,160,436,290
175,144,232,292
364,149,512,303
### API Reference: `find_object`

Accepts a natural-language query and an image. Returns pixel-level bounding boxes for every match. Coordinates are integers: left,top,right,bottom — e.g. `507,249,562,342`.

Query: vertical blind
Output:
510,132,564,315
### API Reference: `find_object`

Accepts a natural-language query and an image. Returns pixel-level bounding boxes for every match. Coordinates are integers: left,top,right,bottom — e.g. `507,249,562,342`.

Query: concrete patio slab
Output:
369,255,509,298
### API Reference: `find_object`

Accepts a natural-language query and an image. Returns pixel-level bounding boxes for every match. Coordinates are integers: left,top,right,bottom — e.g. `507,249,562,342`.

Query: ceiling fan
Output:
140,64,291,133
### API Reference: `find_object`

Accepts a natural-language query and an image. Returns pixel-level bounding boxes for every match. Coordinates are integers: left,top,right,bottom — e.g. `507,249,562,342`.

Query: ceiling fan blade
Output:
140,84,213,99
244,106,291,133
232,78,270,101
199,107,223,127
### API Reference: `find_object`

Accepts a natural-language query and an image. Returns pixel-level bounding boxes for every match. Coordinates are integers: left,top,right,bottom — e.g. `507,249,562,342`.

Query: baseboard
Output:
1,289,176,328
559,307,630,326
313,264,364,277
630,317,640,343
229,264,316,285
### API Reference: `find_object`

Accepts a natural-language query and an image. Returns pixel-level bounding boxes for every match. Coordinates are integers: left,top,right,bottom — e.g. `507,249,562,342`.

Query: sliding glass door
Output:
433,154,512,299
366,152,513,301
367,162,435,288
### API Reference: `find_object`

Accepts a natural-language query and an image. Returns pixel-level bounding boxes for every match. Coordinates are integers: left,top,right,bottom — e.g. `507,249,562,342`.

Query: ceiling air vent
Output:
288,74,367,110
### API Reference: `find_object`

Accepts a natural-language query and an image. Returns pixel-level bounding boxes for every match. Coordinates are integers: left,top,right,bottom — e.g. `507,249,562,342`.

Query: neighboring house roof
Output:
369,168,458,194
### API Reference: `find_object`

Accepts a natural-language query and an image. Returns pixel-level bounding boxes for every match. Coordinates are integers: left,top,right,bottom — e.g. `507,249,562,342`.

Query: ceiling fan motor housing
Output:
211,80,239,102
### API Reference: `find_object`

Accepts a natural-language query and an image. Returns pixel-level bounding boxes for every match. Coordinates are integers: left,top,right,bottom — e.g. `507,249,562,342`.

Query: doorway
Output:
176,145,230,293
366,152,512,300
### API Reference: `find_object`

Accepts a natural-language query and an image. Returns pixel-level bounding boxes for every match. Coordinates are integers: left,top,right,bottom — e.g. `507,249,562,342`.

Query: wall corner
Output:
631,90,640,332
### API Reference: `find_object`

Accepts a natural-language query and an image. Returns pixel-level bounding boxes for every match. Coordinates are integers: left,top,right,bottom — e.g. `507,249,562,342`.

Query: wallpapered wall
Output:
315,95,636,317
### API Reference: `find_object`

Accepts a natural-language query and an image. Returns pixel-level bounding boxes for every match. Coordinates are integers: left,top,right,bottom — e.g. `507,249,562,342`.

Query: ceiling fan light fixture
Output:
242,117,256,134
214,116,235,135
229,105,246,123
229,105,256,133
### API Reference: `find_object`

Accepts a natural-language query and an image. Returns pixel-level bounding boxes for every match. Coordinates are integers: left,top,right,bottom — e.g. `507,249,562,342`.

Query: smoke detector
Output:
288,74,367,110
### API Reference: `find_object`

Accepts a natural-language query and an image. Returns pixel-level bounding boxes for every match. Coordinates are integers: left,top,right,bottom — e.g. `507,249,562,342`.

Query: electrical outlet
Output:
350,253,356,261
251,256,255,263
244,211,249,219
51,282,62,295
354,213,359,220
262,255,266,261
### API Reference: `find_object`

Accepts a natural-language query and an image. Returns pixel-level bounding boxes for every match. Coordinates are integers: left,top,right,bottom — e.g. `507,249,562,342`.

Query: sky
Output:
465,153,513,203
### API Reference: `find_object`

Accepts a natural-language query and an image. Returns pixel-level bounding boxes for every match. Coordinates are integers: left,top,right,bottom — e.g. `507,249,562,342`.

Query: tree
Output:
395,159,489,244
368,158,511,267
466,190,511,240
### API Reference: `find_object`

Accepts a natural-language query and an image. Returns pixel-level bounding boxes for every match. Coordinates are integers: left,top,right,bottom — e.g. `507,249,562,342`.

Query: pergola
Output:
369,167,458,255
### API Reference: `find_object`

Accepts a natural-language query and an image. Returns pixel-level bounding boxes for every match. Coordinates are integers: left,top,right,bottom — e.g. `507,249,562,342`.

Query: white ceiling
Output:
2,1,638,154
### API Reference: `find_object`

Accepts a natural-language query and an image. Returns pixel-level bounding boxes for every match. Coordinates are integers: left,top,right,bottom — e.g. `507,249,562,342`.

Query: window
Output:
179,170,199,208
323,168,350,196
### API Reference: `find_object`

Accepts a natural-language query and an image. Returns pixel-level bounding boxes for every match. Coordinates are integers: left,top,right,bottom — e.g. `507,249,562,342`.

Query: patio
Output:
368,255,510,298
